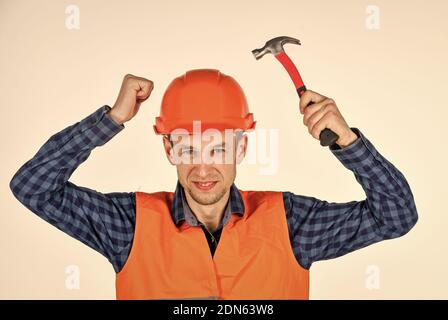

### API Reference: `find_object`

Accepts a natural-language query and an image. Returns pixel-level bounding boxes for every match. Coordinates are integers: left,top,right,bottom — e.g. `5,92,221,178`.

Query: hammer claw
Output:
252,35,340,147
251,36,301,59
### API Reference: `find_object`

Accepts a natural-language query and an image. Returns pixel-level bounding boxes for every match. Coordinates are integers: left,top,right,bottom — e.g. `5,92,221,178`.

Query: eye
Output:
212,148,225,154
180,148,195,155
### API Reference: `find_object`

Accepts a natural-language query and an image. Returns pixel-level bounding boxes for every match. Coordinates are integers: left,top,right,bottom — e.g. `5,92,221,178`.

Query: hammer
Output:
252,36,339,147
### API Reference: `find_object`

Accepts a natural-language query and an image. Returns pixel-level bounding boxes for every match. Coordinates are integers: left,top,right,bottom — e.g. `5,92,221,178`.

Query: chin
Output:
188,181,228,205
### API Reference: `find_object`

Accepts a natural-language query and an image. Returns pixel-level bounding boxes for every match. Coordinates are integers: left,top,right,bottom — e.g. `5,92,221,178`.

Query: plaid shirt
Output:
10,105,418,273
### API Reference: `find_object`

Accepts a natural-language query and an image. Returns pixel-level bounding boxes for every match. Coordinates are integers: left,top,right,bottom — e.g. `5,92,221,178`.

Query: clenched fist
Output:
299,90,358,148
108,74,154,125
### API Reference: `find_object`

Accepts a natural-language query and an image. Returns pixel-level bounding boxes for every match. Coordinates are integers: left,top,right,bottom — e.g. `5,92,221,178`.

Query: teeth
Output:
197,182,214,187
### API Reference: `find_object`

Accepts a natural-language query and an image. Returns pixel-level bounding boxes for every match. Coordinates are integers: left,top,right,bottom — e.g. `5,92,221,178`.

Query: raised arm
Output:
284,127,417,269
9,74,154,272
283,90,418,269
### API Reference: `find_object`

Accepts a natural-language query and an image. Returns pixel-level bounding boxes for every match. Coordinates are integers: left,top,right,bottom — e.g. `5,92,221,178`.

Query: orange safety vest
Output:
116,190,310,299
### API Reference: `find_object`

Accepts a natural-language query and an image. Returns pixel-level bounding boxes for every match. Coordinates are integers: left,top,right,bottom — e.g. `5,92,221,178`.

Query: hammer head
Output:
252,36,301,60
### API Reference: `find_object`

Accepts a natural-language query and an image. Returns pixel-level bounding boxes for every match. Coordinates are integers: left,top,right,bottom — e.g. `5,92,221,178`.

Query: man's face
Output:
163,131,247,206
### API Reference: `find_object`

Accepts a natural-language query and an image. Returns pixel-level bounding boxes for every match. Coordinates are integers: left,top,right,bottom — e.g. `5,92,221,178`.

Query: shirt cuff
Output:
78,105,125,147
329,127,380,170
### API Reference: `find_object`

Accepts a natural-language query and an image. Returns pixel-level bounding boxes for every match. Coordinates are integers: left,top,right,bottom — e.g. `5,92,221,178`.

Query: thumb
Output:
137,89,149,101
137,82,153,99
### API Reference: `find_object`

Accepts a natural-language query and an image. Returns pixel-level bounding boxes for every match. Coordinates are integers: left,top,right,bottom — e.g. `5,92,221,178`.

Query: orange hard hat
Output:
153,69,256,134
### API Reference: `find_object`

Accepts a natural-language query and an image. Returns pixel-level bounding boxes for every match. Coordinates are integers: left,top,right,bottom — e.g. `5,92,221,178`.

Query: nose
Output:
196,163,213,178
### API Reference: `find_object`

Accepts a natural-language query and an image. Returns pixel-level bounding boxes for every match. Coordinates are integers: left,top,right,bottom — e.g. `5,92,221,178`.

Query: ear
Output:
236,134,248,165
163,136,176,165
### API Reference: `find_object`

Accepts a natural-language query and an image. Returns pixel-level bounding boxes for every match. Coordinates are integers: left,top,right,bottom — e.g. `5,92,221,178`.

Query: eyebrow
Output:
212,142,226,148
176,142,227,149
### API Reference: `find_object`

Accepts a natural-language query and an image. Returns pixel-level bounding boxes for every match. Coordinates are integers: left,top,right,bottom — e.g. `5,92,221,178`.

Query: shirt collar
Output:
171,180,244,227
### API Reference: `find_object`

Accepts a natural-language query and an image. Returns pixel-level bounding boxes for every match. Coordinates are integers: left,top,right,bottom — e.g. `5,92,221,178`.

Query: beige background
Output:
1,0,447,299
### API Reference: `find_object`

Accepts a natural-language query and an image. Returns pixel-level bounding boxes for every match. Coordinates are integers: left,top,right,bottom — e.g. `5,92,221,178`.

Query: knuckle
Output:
300,100,306,111
303,109,310,119
327,110,336,118
307,117,315,128
306,89,315,96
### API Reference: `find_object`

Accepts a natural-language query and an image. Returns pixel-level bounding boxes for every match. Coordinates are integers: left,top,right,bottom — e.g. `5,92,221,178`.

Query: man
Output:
10,69,418,299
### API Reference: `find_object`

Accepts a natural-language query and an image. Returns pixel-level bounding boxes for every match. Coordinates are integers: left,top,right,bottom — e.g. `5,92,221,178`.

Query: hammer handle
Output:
275,51,339,147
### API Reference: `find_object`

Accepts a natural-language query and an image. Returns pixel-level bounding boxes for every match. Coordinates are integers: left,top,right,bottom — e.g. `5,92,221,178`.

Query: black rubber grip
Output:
319,128,339,147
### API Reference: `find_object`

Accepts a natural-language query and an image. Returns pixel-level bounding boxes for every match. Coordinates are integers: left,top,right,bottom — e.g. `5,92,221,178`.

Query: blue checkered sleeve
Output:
283,127,418,269
9,105,136,273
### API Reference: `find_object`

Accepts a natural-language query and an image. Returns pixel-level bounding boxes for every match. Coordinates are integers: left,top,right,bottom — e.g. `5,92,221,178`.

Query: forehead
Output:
170,131,237,147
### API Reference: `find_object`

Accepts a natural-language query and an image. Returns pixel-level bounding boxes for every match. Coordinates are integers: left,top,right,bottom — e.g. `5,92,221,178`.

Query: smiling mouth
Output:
192,181,218,191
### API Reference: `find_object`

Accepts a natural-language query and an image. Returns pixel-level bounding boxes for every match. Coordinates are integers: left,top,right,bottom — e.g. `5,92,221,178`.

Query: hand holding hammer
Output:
252,36,357,148
298,89,358,148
